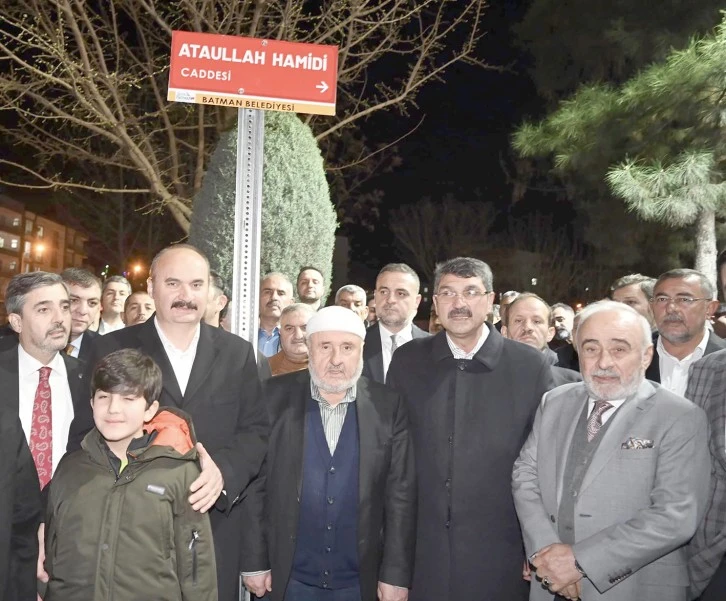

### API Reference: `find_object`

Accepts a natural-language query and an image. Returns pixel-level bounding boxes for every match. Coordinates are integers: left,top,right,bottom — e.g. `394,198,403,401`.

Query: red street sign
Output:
167,31,338,116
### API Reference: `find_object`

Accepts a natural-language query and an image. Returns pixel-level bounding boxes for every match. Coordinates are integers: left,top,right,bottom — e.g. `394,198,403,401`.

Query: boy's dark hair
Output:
91,349,162,408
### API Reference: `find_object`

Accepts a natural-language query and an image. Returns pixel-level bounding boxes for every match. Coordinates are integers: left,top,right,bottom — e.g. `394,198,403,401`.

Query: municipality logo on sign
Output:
175,90,196,103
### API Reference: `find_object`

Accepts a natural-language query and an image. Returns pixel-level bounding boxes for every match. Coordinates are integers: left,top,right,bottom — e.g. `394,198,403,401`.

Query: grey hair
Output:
655,268,715,300
5,272,68,315
575,300,652,350
434,257,493,293
102,275,132,295
281,303,316,320
335,284,367,304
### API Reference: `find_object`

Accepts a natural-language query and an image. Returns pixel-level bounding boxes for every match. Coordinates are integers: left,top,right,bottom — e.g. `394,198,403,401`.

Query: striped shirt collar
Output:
310,379,357,406
445,326,489,360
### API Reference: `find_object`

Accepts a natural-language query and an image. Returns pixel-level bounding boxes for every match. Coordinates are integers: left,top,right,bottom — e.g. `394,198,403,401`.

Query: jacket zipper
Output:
188,530,200,585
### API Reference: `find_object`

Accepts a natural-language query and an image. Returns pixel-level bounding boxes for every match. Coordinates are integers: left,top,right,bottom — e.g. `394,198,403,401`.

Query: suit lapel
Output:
292,376,309,497
364,325,385,384
137,320,183,406
555,388,588,504
183,324,219,403
579,380,657,494
0,347,19,411
355,378,377,511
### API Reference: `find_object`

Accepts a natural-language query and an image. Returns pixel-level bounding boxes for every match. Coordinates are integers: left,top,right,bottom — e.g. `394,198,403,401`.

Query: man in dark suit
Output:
75,244,268,601
245,306,415,601
387,257,554,601
61,268,103,362
1,272,88,589
0,414,41,601
501,293,582,387
684,348,726,599
645,269,726,395
363,263,429,384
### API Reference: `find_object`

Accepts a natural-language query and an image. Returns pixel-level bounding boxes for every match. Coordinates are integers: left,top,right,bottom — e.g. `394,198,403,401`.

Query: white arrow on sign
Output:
316,81,329,93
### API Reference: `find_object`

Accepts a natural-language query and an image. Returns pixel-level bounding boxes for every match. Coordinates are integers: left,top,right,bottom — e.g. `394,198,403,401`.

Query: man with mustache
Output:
0,272,87,590
363,263,429,384
386,257,554,601
513,300,710,601
122,290,155,326
259,272,295,357
247,306,416,601
646,269,726,395
74,244,268,600
502,293,581,387
268,303,314,376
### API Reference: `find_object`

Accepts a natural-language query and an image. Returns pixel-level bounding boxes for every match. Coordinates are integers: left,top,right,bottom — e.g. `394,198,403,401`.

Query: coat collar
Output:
432,322,504,370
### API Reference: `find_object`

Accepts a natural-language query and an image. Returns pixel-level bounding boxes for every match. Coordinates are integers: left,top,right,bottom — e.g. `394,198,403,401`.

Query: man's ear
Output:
501,325,509,339
546,326,555,343
146,277,153,297
217,294,228,312
7,313,21,334
144,400,160,422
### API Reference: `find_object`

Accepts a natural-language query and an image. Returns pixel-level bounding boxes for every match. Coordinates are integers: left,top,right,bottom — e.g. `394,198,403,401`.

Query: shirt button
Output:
445,479,451,490
445,521,450,529
322,582,329,589
102,543,109,551
326,523,333,531
326,546,331,553
324,570,330,576
329,466,336,474
327,497,335,505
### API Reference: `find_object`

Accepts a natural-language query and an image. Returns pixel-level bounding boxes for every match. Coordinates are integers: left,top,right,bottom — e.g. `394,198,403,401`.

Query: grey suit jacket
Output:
512,380,710,601
686,349,726,597
362,322,429,384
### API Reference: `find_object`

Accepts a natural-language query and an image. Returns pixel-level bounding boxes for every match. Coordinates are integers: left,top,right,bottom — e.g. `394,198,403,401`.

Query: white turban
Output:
306,306,367,340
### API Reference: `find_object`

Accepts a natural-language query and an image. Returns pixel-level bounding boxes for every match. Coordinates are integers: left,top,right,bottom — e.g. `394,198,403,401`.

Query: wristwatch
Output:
574,558,587,577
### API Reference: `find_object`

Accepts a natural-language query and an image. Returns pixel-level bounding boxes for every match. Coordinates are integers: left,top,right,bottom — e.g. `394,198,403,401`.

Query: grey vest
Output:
558,402,618,544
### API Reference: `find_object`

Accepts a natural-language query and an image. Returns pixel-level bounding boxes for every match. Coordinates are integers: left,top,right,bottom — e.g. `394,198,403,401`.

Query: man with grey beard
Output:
645,269,726,395
248,306,416,601
513,300,710,601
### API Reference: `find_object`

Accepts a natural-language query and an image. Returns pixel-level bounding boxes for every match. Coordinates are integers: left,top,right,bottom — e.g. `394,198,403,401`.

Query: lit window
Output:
10,239,18,249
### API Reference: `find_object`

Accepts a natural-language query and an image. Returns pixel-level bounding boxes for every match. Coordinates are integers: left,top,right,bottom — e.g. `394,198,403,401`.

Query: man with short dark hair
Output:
122,291,155,326
259,272,295,357
60,268,102,361
75,244,268,600
335,284,369,322
387,257,554,601
609,273,657,330
646,268,726,395
296,267,325,311
204,270,229,328
495,290,520,332
363,263,429,384
98,275,131,335
502,293,581,387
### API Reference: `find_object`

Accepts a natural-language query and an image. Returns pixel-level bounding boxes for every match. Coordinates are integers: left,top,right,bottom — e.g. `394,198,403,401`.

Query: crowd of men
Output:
5,244,726,601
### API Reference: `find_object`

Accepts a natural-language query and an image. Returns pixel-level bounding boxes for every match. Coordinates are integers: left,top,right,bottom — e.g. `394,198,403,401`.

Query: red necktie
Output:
30,366,53,488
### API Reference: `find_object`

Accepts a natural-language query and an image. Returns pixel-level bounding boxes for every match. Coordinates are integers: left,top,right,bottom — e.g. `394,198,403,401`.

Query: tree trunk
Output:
694,208,717,296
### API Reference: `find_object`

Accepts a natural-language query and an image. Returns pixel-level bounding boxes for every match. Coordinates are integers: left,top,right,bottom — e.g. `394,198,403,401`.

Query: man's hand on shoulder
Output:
189,442,224,513
377,581,408,601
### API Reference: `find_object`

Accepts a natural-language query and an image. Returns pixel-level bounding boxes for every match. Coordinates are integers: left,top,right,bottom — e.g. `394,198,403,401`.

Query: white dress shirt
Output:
154,317,200,396
587,397,626,426
17,345,74,475
446,325,490,360
658,329,709,397
98,319,125,335
379,322,414,379
67,333,84,359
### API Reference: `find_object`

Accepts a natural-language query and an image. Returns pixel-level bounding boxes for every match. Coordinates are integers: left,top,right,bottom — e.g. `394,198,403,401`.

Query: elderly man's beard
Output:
309,355,364,394
583,366,644,402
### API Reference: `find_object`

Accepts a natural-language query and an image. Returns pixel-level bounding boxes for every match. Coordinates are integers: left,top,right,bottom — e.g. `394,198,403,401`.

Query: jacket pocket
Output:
188,530,200,586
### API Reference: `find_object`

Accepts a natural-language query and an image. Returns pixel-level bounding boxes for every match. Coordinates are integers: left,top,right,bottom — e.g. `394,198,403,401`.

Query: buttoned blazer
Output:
645,331,726,384
685,348,726,597
256,371,416,601
73,316,269,600
513,380,710,601
362,322,429,384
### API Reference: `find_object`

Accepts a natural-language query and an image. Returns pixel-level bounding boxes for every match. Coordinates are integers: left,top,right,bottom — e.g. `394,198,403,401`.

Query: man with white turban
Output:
243,306,417,601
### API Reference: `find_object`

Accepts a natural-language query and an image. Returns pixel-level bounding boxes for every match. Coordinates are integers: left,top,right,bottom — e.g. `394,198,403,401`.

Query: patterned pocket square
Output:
621,437,654,449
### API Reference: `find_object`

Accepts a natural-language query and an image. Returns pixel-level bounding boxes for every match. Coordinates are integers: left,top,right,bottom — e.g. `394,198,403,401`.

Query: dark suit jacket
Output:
74,316,269,600
257,372,416,601
0,345,88,454
645,331,726,384
386,325,554,601
362,322,429,384
0,413,41,601
75,329,99,363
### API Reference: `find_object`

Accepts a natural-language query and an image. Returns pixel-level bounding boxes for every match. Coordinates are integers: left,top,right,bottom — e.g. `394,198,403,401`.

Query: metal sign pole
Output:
229,108,264,355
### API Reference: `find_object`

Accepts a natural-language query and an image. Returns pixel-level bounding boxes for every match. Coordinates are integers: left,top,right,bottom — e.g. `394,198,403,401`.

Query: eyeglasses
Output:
435,289,488,303
650,295,711,306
